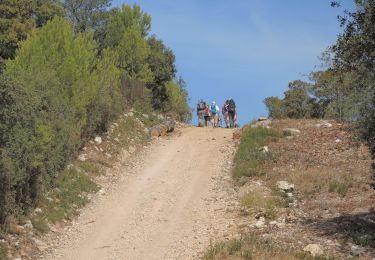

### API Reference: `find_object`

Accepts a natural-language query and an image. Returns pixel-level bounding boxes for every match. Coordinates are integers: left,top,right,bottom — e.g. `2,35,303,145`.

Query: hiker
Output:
196,99,206,127
227,98,237,128
204,104,211,127
222,100,230,128
210,101,220,128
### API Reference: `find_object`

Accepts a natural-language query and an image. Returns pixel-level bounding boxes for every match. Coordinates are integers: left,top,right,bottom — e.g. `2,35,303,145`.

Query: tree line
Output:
264,0,375,178
0,0,191,225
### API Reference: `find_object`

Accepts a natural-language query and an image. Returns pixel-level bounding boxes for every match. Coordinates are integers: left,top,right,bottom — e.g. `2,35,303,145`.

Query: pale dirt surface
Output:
40,127,240,260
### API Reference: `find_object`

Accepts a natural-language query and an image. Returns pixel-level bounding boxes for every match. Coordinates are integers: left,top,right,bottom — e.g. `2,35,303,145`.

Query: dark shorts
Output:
204,116,211,121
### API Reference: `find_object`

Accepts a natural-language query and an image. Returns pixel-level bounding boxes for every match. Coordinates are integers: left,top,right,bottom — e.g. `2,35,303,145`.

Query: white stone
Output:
351,245,362,256
78,154,87,162
142,114,149,119
34,208,43,214
23,220,33,229
261,146,269,153
303,244,324,257
94,136,102,144
283,128,301,136
322,121,333,128
255,217,265,228
129,146,136,154
335,138,341,143
276,181,295,192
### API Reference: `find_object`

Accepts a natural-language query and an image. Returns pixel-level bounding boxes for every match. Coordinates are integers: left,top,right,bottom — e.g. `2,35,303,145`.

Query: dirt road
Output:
43,127,238,260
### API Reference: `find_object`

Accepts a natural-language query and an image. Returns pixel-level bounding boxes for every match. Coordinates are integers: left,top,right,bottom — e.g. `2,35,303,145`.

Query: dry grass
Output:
266,168,355,199
202,234,332,260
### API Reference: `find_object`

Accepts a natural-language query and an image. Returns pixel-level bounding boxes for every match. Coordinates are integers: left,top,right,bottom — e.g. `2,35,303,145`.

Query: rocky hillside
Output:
205,119,375,259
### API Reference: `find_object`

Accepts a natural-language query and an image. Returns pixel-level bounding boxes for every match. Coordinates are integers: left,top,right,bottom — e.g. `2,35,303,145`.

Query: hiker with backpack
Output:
227,98,237,128
196,99,206,127
210,101,220,128
222,100,230,128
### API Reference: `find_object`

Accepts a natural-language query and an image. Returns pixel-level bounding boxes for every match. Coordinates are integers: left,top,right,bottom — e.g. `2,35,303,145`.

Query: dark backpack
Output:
197,101,206,111
228,99,236,112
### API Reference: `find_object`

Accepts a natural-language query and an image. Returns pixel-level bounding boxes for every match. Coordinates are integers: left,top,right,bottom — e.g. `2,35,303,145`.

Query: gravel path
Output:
42,127,239,260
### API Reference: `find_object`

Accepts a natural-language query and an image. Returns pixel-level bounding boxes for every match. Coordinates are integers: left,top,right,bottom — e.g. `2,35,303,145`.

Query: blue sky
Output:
113,0,355,124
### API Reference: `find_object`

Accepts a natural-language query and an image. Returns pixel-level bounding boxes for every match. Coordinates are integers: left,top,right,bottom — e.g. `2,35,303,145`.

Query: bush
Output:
328,177,353,197
165,80,192,122
0,17,123,225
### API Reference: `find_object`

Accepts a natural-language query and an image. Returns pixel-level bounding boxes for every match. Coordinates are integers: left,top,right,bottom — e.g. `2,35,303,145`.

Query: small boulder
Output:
159,125,168,137
283,128,301,136
94,136,102,144
303,244,323,257
161,118,175,133
276,181,294,192
351,245,363,256
142,114,149,119
260,146,269,153
23,220,33,229
129,146,136,154
150,127,160,138
251,119,272,128
322,121,333,128
258,116,268,121
34,208,43,214
255,217,265,228
78,154,87,162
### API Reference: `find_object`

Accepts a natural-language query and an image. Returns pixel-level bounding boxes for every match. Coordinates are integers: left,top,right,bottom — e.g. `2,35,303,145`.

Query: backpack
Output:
211,105,217,114
197,101,206,111
228,99,236,112
204,106,210,116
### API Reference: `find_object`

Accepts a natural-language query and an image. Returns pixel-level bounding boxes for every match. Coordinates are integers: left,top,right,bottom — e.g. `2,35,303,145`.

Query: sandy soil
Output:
41,127,239,260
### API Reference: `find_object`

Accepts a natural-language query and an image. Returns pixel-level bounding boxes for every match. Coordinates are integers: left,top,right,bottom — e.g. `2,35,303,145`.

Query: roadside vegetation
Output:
233,127,282,179
263,1,375,180
203,233,333,260
0,0,191,240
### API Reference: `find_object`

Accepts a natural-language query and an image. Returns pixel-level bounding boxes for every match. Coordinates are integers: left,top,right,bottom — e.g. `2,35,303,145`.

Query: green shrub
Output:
233,127,281,179
0,17,124,225
328,177,353,197
165,80,192,122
